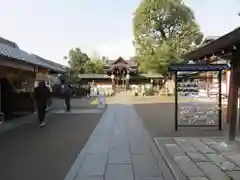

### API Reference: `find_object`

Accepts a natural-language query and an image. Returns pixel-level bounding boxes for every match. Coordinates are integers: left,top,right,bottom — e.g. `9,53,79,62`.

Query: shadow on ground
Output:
134,102,229,137
0,113,101,180
51,97,98,110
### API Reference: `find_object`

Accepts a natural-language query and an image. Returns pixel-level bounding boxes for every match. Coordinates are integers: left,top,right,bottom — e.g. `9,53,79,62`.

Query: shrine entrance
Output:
112,67,128,88
105,57,137,90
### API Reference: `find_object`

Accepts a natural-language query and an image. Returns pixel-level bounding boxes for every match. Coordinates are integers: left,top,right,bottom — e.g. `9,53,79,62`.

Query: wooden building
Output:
0,37,65,120
103,57,162,89
184,27,240,140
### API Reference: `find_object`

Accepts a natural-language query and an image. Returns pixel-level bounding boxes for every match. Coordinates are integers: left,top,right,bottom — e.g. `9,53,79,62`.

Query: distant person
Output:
34,81,51,127
62,82,72,112
91,80,96,87
86,83,91,98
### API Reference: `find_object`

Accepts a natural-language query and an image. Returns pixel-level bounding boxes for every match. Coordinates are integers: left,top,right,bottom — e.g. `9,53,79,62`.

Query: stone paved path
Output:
155,137,240,180
64,102,175,180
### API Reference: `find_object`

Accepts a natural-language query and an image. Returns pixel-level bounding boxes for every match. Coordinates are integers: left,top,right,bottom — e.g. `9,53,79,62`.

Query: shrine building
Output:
77,57,163,89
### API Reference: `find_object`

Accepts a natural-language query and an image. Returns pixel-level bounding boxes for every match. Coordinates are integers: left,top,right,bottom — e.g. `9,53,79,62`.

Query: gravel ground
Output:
134,101,230,137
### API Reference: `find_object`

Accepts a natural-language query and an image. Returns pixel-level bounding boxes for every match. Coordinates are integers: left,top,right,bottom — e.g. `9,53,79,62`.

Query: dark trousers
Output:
37,103,47,124
87,89,91,96
64,97,71,111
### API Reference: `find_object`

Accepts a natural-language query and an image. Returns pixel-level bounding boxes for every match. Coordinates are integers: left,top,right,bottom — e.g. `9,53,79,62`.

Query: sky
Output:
0,0,239,65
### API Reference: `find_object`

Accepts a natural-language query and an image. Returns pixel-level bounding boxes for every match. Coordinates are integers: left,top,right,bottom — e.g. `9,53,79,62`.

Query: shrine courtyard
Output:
107,94,229,137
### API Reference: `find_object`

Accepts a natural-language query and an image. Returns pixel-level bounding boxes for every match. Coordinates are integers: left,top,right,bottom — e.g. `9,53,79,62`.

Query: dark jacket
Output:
34,85,51,105
62,83,72,97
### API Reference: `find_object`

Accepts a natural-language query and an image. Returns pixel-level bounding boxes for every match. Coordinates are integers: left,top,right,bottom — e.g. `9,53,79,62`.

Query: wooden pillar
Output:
226,71,230,95
227,72,233,124
228,45,240,141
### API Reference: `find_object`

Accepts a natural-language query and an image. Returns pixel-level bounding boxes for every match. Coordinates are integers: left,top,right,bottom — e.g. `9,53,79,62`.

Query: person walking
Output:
62,82,72,112
34,81,51,127
86,83,91,98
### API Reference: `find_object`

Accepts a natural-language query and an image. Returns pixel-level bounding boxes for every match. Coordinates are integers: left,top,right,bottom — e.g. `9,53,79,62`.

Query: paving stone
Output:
147,177,164,180
206,154,238,171
227,171,240,180
187,152,209,162
189,139,215,154
105,164,133,180
223,153,240,166
132,154,162,180
108,145,131,163
85,142,110,154
209,141,237,153
189,178,209,180
151,138,176,180
65,103,175,180
174,155,204,177
235,137,240,144
77,153,108,176
175,138,198,152
111,136,129,147
129,140,150,154
201,138,217,145
165,144,185,156
74,176,103,180
197,162,230,180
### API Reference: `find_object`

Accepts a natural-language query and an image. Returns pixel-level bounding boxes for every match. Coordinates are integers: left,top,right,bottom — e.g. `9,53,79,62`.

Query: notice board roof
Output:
169,64,230,72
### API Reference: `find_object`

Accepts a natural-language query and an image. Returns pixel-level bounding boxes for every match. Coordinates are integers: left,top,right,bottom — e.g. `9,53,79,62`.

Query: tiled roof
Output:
106,57,137,66
169,64,230,72
0,37,18,48
0,42,64,72
33,54,66,72
185,27,240,60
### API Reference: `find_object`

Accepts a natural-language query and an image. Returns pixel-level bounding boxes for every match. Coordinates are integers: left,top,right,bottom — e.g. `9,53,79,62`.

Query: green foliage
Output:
65,48,106,77
65,48,90,76
85,59,105,74
133,0,203,75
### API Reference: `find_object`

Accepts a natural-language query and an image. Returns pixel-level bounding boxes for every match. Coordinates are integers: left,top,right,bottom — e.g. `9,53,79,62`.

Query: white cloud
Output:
96,39,135,60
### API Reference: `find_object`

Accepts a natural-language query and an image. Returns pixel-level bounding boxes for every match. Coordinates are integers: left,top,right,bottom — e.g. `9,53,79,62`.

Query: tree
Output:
65,48,106,76
85,59,105,74
133,0,203,75
64,48,90,76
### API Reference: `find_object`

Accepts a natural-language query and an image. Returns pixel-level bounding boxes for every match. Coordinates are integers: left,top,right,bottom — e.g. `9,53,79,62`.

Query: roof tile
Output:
0,43,64,72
